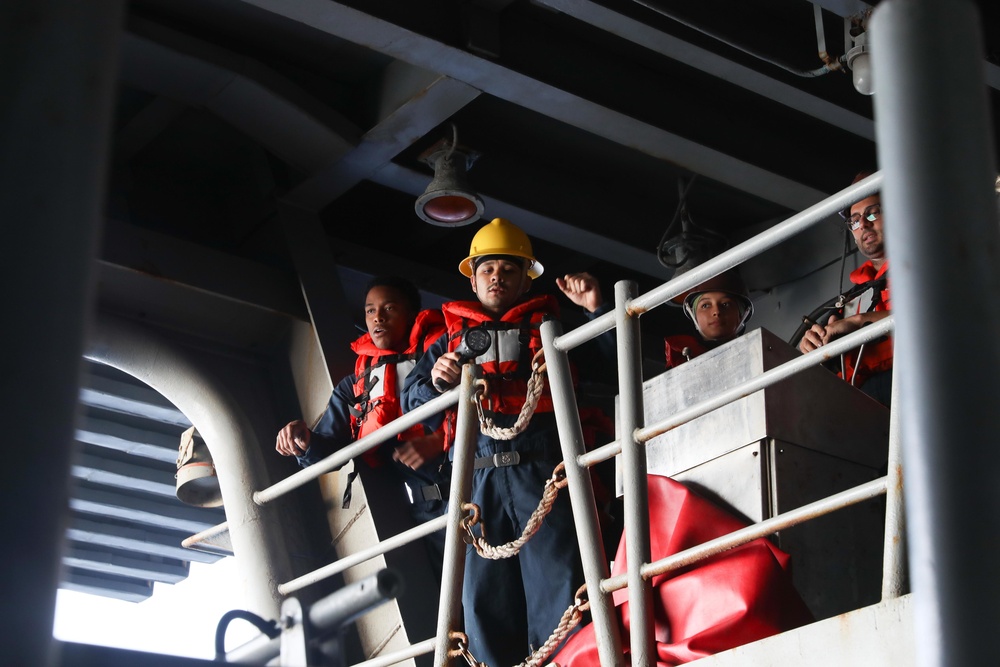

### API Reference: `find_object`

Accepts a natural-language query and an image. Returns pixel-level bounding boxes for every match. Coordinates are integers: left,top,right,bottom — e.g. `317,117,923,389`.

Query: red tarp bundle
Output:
552,475,814,666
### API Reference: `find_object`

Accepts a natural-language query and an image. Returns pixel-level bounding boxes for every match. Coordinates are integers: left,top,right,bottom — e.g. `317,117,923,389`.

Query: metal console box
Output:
619,327,890,620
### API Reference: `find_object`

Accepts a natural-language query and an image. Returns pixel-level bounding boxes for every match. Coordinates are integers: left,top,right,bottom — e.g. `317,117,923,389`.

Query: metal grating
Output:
64,360,227,602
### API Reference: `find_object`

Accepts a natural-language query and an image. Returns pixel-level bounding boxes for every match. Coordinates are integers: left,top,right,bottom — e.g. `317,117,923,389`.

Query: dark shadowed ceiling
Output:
102,0,1000,343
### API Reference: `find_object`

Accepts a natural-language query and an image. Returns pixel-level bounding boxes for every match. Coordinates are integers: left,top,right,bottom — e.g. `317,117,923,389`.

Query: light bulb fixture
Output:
415,129,485,227
846,30,874,96
176,426,223,507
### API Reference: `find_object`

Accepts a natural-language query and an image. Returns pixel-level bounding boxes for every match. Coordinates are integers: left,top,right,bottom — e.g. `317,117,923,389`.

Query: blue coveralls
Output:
401,302,613,666
298,371,450,566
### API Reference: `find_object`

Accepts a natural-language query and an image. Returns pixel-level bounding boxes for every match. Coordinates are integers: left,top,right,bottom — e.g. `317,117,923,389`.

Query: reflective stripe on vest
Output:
441,295,557,416
362,358,416,401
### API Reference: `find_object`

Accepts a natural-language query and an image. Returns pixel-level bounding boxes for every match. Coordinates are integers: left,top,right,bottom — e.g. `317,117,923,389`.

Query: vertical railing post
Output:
615,281,654,664
433,366,481,665
542,320,624,667
872,1,1000,664
881,370,906,600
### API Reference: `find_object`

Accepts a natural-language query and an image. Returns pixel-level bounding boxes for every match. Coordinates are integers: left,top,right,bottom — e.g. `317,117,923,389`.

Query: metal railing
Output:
224,173,900,667
540,170,900,666
224,1,1000,662
221,353,483,665
265,183,894,666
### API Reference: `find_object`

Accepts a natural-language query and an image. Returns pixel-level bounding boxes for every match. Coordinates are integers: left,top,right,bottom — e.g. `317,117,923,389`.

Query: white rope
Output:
476,365,546,440
461,464,568,559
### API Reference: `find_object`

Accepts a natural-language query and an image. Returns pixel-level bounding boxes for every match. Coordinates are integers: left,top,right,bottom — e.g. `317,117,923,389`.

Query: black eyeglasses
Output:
846,204,881,231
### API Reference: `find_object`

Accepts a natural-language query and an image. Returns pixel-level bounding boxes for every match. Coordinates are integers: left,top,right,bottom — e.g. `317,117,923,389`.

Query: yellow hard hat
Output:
459,217,544,278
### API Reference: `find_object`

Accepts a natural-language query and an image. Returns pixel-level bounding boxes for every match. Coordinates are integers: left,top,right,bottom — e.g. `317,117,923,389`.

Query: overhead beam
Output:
120,18,361,174
326,237,468,305
100,218,307,320
113,95,187,163
533,0,874,140
239,0,827,211
285,65,481,210
100,216,455,327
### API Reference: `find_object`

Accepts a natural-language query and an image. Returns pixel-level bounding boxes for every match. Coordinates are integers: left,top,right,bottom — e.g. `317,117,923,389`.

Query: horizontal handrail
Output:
630,173,881,315
351,638,435,667
278,515,449,595
576,315,893,468
254,388,459,505
601,476,888,593
566,173,889,660
553,172,883,354
258,172,892,665
181,520,230,553
638,315,893,443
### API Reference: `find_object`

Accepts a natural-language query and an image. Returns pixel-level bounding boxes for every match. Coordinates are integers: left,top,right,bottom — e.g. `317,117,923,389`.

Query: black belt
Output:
410,483,447,503
473,451,546,469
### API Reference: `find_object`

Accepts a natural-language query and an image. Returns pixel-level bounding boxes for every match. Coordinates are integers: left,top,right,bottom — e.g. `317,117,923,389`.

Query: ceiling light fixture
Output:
846,29,874,96
415,127,485,227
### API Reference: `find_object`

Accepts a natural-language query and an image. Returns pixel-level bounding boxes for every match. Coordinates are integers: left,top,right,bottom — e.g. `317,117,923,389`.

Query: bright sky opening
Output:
53,557,259,660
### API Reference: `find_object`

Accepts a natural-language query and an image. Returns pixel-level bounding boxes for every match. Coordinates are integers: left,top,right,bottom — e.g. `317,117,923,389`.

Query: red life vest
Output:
840,261,892,388
440,295,558,446
349,309,446,465
664,334,709,370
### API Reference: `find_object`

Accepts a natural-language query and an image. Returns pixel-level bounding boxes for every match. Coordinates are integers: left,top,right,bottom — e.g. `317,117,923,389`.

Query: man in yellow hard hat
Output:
402,217,613,666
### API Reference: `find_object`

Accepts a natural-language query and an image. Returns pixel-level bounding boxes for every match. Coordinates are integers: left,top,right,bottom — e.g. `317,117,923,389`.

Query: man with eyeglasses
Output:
799,171,893,407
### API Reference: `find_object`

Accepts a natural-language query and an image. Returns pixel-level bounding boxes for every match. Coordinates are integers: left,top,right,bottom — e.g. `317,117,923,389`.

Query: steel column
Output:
0,2,125,664
615,281,654,664
872,1,1000,664
881,368,906,600
278,201,359,387
542,320,624,667
432,365,481,665
87,315,294,618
